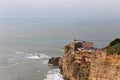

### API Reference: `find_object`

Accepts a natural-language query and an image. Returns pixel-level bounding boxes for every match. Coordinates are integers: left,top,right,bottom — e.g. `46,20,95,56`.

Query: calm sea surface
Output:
0,18,120,80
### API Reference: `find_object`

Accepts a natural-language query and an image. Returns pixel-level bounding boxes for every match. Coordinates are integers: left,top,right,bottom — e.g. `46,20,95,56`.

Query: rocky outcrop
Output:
48,57,61,66
59,39,120,80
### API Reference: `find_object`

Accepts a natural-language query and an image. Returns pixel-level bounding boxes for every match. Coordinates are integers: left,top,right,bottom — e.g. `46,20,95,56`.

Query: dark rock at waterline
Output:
48,57,61,66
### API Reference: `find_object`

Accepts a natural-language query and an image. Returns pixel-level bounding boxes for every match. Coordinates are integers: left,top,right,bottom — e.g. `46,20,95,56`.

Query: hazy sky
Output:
0,0,120,19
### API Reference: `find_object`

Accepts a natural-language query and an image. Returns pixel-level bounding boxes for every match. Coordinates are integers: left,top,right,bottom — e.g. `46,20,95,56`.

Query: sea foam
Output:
27,53,50,60
44,69,63,80
16,52,24,54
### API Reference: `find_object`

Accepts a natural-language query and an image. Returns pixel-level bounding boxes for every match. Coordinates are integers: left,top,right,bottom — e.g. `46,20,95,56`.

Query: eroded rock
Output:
48,57,61,66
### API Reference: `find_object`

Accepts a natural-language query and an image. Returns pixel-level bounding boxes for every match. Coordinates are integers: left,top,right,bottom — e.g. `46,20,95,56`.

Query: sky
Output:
0,0,120,20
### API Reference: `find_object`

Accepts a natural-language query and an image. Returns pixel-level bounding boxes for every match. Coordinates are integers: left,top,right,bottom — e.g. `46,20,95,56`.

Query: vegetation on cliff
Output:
104,38,120,55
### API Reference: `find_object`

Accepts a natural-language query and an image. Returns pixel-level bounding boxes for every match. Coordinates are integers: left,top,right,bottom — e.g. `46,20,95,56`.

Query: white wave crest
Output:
16,52,24,54
27,53,50,59
44,69,63,80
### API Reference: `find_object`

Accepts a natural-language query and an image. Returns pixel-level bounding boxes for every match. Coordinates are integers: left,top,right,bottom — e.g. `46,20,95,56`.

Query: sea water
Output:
0,18,120,80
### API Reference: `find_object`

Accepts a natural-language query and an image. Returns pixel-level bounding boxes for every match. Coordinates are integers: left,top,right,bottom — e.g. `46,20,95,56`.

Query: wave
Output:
16,51,24,54
27,53,50,60
44,69,63,80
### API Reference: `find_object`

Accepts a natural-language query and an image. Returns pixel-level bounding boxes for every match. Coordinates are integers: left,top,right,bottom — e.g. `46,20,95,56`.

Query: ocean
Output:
0,18,120,80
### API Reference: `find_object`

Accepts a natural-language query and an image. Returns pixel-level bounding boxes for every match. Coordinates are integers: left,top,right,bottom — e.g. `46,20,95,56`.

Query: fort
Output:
72,39,94,51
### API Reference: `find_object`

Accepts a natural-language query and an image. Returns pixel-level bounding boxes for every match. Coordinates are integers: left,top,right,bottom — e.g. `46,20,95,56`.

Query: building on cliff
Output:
72,39,94,51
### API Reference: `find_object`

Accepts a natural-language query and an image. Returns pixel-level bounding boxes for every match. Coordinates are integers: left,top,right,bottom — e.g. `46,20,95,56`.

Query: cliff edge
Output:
59,39,120,80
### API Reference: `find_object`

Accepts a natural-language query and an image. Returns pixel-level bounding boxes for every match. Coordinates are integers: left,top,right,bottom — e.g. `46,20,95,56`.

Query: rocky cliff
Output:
59,39,120,80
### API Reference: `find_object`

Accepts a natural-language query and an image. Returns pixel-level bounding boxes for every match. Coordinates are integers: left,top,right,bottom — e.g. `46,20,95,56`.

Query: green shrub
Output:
105,38,120,55
110,38,120,46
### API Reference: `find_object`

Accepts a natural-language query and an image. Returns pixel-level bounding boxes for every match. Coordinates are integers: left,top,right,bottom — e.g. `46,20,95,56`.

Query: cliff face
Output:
89,56,120,80
59,39,120,80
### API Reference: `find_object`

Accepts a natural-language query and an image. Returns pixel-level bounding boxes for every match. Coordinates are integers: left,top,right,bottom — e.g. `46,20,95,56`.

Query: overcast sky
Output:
0,0,120,20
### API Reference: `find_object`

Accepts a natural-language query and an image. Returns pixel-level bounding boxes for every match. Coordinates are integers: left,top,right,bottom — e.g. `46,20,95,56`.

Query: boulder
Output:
48,57,61,66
